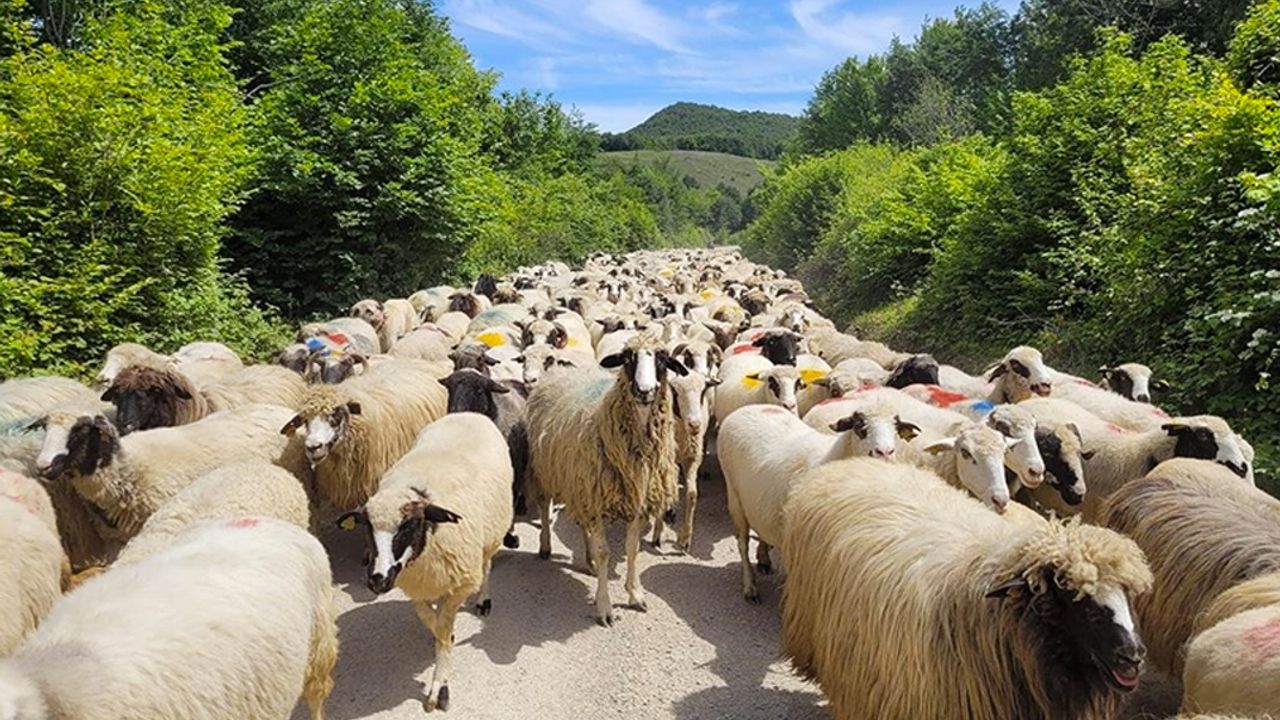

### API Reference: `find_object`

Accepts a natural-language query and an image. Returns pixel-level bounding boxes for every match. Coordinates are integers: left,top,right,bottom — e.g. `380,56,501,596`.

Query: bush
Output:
1228,0,1280,91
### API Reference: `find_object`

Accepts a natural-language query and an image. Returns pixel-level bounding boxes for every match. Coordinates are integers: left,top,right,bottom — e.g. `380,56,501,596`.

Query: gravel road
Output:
299,474,828,720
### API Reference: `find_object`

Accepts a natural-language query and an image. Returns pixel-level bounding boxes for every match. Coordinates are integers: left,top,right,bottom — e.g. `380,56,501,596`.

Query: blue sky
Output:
440,0,1021,132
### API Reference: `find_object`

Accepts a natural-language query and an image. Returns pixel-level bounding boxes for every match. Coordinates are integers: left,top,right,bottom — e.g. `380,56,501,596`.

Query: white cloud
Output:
789,0,907,57
442,0,572,48
584,0,692,54
571,102,667,133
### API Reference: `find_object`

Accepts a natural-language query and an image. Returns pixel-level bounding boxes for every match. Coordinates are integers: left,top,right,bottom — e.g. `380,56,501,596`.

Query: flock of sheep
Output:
0,246,1273,720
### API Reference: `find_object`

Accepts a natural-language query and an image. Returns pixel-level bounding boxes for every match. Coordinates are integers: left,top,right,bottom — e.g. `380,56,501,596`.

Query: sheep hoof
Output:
537,548,551,561
425,685,449,712
663,507,678,525
757,561,773,575
630,597,648,612
503,533,520,549
597,613,616,627
745,590,761,604
650,536,662,549
476,599,492,616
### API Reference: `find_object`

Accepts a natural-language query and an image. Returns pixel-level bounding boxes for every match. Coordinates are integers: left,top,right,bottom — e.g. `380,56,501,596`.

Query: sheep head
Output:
885,354,940,389
924,421,1020,514
281,388,361,464
600,334,688,406
829,402,918,460
1100,363,1166,404
338,487,462,595
986,405,1046,489
1162,415,1250,478
350,299,385,330
100,364,197,435
35,413,119,482
986,346,1054,402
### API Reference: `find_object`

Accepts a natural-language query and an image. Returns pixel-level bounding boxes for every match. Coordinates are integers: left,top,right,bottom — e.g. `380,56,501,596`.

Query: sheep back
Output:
0,377,92,425
0,495,63,655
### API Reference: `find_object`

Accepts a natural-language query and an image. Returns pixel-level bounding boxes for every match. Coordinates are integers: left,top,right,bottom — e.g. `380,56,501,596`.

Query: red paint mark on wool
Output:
228,517,260,528
1074,378,1098,387
1245,616,1280,661
925,385,971,408
817,397,850,406
731,344,759,355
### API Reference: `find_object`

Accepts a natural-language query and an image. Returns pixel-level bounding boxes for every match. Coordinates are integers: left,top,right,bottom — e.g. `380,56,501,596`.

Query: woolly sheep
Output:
280,359,446,511
170,341,244,387
937,363,994,398
97,343,172,388
804,326,906,369
339,413,512,712
446,290,491,319
36,404,309,543
114,461,311,566
409,286,456,322
0,517,338,720
1051,378,1173,432
1022,400,1249,521
0,377,93,425
719,401,919,602
0,480,63,655
984,345,1056,403
1100,363,1168,404
526,333,686,626
298,317,381,357
351,298,418,352
650,369,719,552
714,353,803,421
389,324,455,364
1181,572,1280,717
1101,458,1280,676
782,457,1153,720
104,363,306,434
433,311,473,343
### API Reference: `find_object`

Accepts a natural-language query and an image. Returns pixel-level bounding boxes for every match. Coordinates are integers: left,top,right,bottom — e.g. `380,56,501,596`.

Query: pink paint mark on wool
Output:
228,517,260,528
1151,408,1170,419
759,407,788,416
1245,616,1280,662
1106,423,1129,434
817,397,850,407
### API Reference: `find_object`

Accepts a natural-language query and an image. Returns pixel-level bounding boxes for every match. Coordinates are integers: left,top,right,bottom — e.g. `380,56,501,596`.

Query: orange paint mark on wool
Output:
228,517,260,529
1245,615,1280,662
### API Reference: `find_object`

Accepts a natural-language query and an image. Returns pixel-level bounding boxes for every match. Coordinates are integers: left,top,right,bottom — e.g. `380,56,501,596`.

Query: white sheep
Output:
719,400,919,602
280,359,446,511
0,479,63,655
409,285,456,321
114,461,311,566
1050,377,1173,432
526,333,685,626
1181,571,1280,717
713,353,803,420
35,404,309,543
389,324,455,364
0,377,93,425
781,457,1153,720
169,341,245,388
350,297,419,352
650,369,719,552
0,517,338,720
298,317,381,357
340,413,512,712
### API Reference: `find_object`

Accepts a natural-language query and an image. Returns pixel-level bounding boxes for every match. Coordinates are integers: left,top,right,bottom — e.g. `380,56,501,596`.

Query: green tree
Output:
1228,0,1280,91
794,56,886,153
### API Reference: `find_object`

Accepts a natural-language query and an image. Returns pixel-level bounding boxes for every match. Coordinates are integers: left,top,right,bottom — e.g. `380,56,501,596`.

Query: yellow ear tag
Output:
477,331,506,348
339,516,357,531
740,375,763,389
799,369,829,385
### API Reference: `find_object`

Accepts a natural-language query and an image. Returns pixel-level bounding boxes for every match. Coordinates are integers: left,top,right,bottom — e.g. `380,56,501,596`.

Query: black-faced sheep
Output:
783,457,1153,720
1100,363,1168,404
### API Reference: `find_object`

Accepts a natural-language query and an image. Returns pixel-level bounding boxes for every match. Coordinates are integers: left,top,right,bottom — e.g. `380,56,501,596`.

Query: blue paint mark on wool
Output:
968,400,996,417
581,376,613,400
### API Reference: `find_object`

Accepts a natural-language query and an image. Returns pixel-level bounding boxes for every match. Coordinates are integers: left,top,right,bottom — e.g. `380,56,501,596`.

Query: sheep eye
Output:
1010,360,1029,377
960,449,973,461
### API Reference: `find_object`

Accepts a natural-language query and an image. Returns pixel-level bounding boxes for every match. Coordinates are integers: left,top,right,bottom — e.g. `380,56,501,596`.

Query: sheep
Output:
719,401,919,602
96,343,170,387
350,298,418,352
884,353,941,388
35,404,309,543
1050,378,1173,432
280,359,447,511
170,341,245,387
781,457,1153,720
0,478,63,655
467,304,530,334
670,339,723,380
114,461,311,566
409,286,456,321
389,324,454,364
0,517,338,720
650,369,719,552
438,369,528,549
1101,458,1280,676
1178,571,1280,717
985,345,1056,402
432,311,473,343
714,353,803,421
298,317,381,356
339,413,512,712
0,376,93,425
446,290,491,319
1030,421,1091,509
104,363,306,434
1100,363,1167,403
526,333,686,626
1022,400,1249,521
937,362,994,397
805,326,906,369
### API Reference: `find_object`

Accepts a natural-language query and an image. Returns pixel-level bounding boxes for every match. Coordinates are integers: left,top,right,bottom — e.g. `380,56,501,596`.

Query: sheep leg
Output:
756,540,773,575
625,516,647,612
303,590,340,720
649,511,665,548
424,593,464,712
588,522,613,626
536,486,553,561
578,523,597,574
677,461,700,553
476,554,493,616
727,483,758,602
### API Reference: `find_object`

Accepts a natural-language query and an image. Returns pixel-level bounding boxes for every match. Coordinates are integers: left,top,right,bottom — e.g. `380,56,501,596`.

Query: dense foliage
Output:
600,102,799,160
747,26,1280,486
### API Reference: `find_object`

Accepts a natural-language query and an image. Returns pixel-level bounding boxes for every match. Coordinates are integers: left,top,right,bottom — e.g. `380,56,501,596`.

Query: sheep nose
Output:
992,497,1009,514
687,420,703,434
1031,383,1052,396
873,447,895,459
1135,394,1150,404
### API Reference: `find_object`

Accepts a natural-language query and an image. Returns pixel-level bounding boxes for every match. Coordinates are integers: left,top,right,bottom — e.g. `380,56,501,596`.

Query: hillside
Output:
597,150,774,196
600,102,799,160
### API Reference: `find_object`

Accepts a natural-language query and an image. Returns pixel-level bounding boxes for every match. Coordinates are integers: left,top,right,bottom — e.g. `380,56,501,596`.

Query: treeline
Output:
744,0,1280,484
0,0,711,380
600,102,799,160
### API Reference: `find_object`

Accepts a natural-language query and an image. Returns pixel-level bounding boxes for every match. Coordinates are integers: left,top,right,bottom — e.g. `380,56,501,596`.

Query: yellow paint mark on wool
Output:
699,289,719,301
566,338,582,348
477,331,506,348
740,376,763,389
659,268,675,278
799,369,829,385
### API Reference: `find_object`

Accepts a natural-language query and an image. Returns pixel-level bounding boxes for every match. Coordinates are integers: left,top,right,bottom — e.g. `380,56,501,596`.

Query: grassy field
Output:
598,150,775,196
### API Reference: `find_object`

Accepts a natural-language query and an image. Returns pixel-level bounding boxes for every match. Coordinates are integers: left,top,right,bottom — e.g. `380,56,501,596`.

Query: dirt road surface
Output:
300,476,827,720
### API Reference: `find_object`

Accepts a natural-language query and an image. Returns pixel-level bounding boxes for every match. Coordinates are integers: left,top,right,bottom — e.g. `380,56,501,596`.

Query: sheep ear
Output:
923,438,957,455
26,416,47,432
1151,379,1170,391
484,355,500,367
706,377,723,388
665,356,689,376
1098,366,1113,380
486,378,511,394
1161,423,1189,436
896,419,921,441
1066,422,1082,444
986,363,1007,381
811,376,831,388
336,511,363,531
424,505,462,525
986,577,1028,599
171,381,192,400
280,414,305,435
1004,436,1024,449
100,385,118,402
600,353,627,369
345,401,362,416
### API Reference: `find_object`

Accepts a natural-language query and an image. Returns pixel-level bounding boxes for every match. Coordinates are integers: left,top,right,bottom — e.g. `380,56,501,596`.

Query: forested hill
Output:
599,103,799,160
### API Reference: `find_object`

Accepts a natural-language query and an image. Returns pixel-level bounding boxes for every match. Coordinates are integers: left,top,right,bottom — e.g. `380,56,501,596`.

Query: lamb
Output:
1051,378,1172,432
1022,400,1249,521
438,369,528,549
35,404,309,543
0,477,63,655
0,376,93,424
0,517,338,720
650,369,719,552
1100,363,1167,403
1182,572,1280,717
339,413,512,712
114,461,311,566
1101,458,1280,676
280,359,447,511
782,457,1153,720
104,363,306,434
713,353,803,421
526,333,686,626
719,400,919,602
350,298,419,352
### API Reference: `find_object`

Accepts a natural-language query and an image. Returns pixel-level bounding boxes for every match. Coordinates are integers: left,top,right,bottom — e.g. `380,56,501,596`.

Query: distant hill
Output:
599,102,799,160
597,150,774,196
